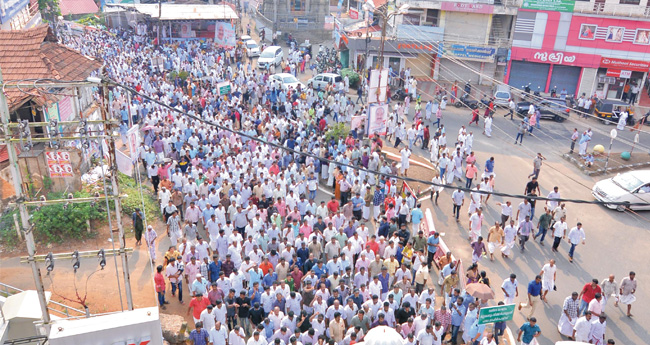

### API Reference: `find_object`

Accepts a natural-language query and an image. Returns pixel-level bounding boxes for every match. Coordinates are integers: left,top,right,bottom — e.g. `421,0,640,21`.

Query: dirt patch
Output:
381,146,437,195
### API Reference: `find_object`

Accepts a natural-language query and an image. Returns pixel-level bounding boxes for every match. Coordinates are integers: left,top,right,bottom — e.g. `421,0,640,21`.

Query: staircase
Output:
0,282,87,319
490,16,507,46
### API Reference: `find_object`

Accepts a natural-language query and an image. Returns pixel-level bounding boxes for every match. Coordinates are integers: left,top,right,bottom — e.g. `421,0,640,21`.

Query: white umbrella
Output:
364,326,404,345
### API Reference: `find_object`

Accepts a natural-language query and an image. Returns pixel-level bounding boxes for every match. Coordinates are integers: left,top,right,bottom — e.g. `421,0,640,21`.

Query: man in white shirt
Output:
539,259,557,302
572,311,593,342
496,201,512,227
567,222,586,262
208,321,228,345
501,274,518,305
200,305,216,331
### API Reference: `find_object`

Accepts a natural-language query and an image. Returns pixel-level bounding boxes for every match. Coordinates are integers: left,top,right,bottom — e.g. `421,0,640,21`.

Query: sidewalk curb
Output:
562,153,650,176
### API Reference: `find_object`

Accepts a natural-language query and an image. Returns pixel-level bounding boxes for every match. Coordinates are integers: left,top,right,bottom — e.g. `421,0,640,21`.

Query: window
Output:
402,13,421,26
425,9,439,27
619,0,640,3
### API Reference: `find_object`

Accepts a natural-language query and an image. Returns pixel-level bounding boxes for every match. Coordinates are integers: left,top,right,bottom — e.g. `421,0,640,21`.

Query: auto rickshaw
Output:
594,99,635,125
298,42,312,57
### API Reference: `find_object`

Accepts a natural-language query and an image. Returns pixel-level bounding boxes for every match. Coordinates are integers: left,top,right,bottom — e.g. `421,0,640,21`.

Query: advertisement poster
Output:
366,104,388,137
46,151,74,178
180,23,195,38
126,125,141,162
214,22,236,47
349,8,358,20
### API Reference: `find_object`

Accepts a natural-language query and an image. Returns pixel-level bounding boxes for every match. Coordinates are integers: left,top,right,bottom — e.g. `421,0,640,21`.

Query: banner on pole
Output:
368,68,388,103
366,104,388,137
126,125,140,162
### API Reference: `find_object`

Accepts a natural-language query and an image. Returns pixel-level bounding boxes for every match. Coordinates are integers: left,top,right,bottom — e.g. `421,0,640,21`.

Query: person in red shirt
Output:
187,292,211,323
469,108,480,126
327,196,340,213
578,279,602,316
366,238,380,255
154,265,168,309
259,257,274,275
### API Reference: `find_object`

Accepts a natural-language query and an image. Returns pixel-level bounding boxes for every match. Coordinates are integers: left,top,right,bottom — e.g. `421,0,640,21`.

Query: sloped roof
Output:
59,0,99,16
0,25,102,112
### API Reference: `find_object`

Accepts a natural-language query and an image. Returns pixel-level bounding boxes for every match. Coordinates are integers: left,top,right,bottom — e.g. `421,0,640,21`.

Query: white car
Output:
271,73,305,91
308,73,344,92
258,46,283,69
592,170,650,211
245,39,260,57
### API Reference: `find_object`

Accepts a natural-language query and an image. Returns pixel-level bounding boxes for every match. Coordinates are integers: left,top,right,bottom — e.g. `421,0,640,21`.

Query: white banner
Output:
351,115,366,130
126,125,141,162
367,104,388,137
116,149,134,176
368,68,388,103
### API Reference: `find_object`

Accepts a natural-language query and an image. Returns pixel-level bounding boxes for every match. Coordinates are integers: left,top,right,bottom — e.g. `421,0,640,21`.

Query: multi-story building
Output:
0,0,41,30
506,0,650,105
341,0,519,85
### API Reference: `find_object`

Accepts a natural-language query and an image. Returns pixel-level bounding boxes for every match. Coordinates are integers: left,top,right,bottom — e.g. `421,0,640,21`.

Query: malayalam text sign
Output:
478,304,515,325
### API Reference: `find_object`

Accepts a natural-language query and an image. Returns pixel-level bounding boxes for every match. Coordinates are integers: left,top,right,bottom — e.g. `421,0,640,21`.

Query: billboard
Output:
521,0,575,12
214,22,236,47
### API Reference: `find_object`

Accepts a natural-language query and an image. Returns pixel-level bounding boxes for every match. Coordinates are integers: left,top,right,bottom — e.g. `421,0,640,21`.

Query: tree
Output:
38,0,61,24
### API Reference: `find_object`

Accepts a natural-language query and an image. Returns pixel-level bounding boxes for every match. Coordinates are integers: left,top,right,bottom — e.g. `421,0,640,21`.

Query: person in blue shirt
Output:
378,267,391,298
484,157,495,177
517,317,541,345
208,254,221,283
188,321,210,345
450,297,466,345
249,282,262,305
312,261,328,278
262,268,278,289
410,203,424,235
426,232,440,268
377,217,390,238
519,275,543,319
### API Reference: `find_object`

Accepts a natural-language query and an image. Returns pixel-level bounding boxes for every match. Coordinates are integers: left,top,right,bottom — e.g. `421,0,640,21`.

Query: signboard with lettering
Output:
521,0,575,12
478,304,516,325
218,82,232,95
443,44,496,62
509,47,601,68
349,8,359,20
600,57,650,72
441,2,494,14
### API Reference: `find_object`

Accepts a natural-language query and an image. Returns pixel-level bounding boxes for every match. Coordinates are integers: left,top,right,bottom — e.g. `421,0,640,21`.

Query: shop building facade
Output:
507,1,650,102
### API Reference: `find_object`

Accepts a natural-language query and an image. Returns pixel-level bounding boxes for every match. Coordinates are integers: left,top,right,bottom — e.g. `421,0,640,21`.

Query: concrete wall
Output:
443,12,490,45
579,67,598,98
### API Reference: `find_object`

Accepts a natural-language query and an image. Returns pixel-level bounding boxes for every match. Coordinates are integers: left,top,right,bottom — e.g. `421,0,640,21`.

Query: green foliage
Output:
0,209,20,249
31,191,105,243
325,123,350,142
117,173,159,223
340,68,360,89
38,0,61,23
42,176,53,194
168,70,190,82
76,14,104,27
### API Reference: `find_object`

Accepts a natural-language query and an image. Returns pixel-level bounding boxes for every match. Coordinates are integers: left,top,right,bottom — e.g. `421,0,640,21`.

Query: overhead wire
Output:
100,78,649,207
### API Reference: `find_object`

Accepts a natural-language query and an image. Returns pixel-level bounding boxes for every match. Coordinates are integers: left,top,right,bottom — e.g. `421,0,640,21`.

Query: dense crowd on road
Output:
62,20,638,345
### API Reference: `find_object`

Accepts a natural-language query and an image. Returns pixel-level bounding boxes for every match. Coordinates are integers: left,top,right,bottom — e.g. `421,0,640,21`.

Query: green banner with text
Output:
521,0,575,12
478,304,516,325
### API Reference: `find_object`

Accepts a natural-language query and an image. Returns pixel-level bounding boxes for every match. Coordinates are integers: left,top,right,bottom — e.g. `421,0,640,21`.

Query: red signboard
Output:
510,47,601,68
349,8,359,20
600,57,650,72
441,2,494,14
605,69,632,78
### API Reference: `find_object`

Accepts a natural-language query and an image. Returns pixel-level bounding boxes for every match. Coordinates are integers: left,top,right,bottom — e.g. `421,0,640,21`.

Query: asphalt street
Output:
391,104,649,345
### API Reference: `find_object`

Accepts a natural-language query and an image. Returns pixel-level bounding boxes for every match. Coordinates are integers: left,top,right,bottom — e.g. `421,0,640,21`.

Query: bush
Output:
117,173,160,223
0,209,20,249
31,191,105,243
325,123,350,142
340,68,360,89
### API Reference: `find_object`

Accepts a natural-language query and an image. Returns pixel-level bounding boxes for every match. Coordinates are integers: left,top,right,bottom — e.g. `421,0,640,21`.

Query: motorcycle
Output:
454,94,480,109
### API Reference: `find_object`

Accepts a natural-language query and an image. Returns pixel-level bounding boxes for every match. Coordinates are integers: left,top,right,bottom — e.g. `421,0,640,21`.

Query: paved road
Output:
398,104,649,345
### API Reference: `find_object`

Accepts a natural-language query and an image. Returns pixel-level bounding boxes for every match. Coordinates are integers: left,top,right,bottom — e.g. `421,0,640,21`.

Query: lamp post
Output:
604,128,617,173
377,3,409,70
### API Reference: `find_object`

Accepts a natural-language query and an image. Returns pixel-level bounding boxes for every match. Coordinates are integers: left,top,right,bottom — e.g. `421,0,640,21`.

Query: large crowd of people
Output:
63,17,637,345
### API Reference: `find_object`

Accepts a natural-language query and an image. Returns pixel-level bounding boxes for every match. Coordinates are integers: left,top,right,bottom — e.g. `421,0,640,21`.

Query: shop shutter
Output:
549,65,581,96
508,61,549,93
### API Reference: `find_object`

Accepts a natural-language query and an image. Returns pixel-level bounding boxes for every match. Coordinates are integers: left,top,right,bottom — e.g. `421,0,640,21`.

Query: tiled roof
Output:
60,0,99,16
0,25,102,112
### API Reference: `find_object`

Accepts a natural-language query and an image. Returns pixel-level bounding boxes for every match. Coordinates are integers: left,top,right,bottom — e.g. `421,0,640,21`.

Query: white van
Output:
258,46,283,69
